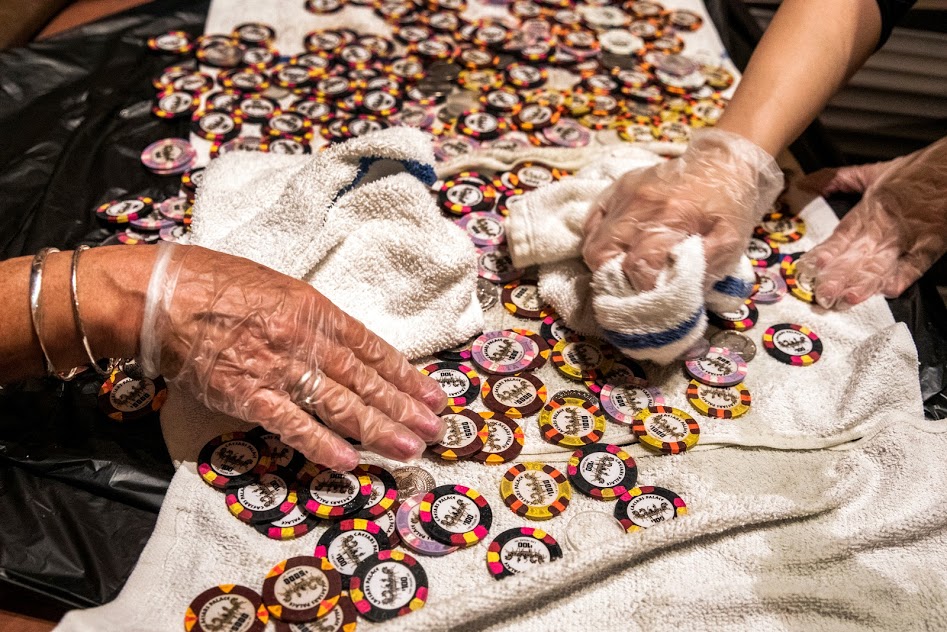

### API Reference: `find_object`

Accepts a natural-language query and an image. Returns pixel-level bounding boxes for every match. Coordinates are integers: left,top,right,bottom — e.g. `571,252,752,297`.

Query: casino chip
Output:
97,365,167,421
501,280,550,319
158,197,190,222
586,357,648,395
708,299,758,332
480,373,547,419
539,313,576,348
191,110,242,142
457,212,505,247
141,138,196,175
198,431,271,490
432,408,488,460
255,505,320,541
753,268,787,304
457,110,507,140
471,329,541,375
473,412,524,464
439,180,497,215
746,236,780,268
184,585,268,632
314,518,391,576
614,486,687,532
419,484,492,547
500,462,571,521
349,550,428,622
396,492,458,556
567,443,638,500
551,336,613,381
781,255,816,304
153,89,199,119
350,464,399,518
685,347,748,387
262,556,342,623
599,378,664,425
632,405,700,454
271,593,358,632
419,361,480,407
298,465,372,519
251,430,307,473
763,323,823,366
686,379,751,419
512,161,563,190
538,392,606,448
226,467,298,525
756,211,806,243
148,30,194,54
542,118,591,147
486,527,562,579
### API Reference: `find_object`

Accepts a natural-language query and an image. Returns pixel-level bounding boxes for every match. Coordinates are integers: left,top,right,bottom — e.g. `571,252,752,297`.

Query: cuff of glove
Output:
689,128,785,221
139,241,181,378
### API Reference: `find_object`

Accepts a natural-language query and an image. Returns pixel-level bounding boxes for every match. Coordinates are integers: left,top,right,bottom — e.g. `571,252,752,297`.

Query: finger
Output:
582,216,633,272
317,343,445,443
320,307,447,412
620,229,683,292
797,162,893,197
702,222,746,283
299,372,428,463
881,255,927,299
244,389,360,471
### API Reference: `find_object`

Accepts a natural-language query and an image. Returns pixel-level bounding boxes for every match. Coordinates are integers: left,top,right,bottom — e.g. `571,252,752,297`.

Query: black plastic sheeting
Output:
0,0,945,615
0,0,207,609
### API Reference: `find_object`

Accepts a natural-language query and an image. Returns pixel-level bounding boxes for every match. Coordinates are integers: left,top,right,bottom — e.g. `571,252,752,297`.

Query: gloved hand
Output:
796,136,947,309
139,244,447,471
582,128,784,292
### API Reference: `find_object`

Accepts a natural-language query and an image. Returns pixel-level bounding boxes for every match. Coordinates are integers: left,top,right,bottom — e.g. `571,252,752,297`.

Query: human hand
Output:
139,244,447,470
582,128,783,292
796,136,947,308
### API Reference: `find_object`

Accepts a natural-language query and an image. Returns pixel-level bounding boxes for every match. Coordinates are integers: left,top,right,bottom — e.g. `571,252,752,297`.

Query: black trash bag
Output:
0,0,208,609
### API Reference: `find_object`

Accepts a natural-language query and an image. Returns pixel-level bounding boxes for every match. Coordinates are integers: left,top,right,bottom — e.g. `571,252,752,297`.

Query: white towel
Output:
457,139,758,364
188,126,483,360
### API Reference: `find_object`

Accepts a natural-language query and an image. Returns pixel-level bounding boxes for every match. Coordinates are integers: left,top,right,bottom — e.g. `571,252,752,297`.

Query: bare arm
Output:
0,246,156,383
716,0,883,156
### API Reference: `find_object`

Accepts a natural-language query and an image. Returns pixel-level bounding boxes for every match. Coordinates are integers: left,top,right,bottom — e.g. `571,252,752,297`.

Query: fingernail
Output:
422,384,448,412
421,414,446,443
396,434,426,460
338,449,360,471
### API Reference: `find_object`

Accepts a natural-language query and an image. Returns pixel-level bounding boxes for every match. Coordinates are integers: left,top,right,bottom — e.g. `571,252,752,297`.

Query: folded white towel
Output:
188,126,483,359
493,141,755,364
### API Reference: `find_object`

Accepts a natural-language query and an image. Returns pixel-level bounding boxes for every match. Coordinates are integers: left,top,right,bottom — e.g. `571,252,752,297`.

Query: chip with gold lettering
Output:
613,486,687,533
419,361,480,408
298,465,372,519
472,412,524,465
500,461,571,520
314,518,391,576
686,379,751,419
631,405,700,454
97,367,168,421
480,373,547,418
261,555,342,623
486,527,562,579
184,584,268,632
567,443,637,500
431,408,489,460
419,484,493,547
349,549,428,622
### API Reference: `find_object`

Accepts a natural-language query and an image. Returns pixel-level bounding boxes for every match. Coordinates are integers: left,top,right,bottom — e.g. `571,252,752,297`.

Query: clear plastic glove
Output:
139,243,447,471
796,136,947,309
582,128,784,292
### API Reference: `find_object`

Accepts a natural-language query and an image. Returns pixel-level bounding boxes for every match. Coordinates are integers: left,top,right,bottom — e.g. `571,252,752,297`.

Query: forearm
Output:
716,0,882,156
0,246,157,383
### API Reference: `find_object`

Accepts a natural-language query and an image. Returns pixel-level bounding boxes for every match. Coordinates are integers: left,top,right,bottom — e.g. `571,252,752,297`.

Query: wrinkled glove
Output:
796,136,947,309
139,243,447,471
582,128,784,292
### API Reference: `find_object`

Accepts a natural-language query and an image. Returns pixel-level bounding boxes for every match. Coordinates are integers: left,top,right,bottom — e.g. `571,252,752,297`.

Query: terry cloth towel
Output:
55,174,947,632
442,139,759,364
53,0,947,629
186,126,483,360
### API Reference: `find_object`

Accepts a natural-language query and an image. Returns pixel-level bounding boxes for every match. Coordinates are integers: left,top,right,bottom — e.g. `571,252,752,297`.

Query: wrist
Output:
80,245,159,363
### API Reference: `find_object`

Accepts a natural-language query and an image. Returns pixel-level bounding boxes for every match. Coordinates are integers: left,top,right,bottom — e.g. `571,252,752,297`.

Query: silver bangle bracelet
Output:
71,245,108,377
28,247,60,376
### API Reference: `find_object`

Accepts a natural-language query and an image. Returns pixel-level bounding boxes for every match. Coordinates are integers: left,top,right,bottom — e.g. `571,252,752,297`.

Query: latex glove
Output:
796,136,947,309
139,243,447,471
582,128,784,292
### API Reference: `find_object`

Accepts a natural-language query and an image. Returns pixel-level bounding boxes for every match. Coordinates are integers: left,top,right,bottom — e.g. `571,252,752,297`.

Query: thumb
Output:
797,160,898,197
